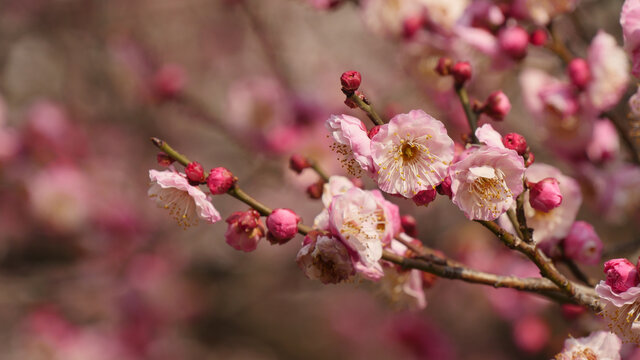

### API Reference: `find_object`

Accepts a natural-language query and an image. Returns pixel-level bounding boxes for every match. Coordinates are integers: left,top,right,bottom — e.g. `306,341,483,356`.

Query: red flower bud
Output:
400,214,417,237
567,58,591,90
340,71,362,92
368,125,382,139
483,91,511,121
306,181,324,199
185,162,205,183
435,57,453,76
498,25,529,60
529,177,563,212
157,152,174,167
604,258,640,293
412,188,437,206
289,154,311,174
529,29,548,46
502,133,528,155
207,167,236,195
451,61,472,86
266,208,301,245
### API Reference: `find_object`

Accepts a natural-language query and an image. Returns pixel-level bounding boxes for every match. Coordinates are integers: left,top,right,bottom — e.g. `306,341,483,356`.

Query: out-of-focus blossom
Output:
412,188,437,206
289,154,311,174
567,58,591,90
307,0,343,10
513,0,578,26
500,163,581,243
587,163,640,223
528,177,563,213
327,114,374,176
586,119,620,163
151,64,185,101
512,315,550,353
326,187,399,267
386,314,456,360
321,175,355,208
596,259,640,344
379,240,426,310
29,165,90,233
266,208,301,244
224,209,265,252
450,147,524,220
529,28,548,46
451,61,472,85
148,169,221,228
562,221,603,265
371,110,454,198
400,215,417,237
554,331,621,359
296,231,355,284
481,90,511,121
498,25,529,60
585,31,629,113
622,0,640,77
0,96,19,162
630,86,640,115
475,123,504,148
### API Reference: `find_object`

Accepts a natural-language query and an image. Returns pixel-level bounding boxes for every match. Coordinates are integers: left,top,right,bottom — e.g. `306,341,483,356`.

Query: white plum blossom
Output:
596,282,640,344
554,331,621,360
148,169,221,228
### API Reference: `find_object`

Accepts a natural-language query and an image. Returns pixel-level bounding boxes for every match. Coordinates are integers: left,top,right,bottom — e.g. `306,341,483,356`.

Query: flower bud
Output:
529,29,548,46
207,167,236,195
560,304,586,319
296,231,354,284
483,90,511,121
412,188,437,206
498,25,529,60
306,181,324,199
157,152,174,167
563,221,603,265
567,58,591,90
525,151,535,167
400,214,417,237
436,176,452,198
225,209,265,252
502,133,528,155
266,208,301,245
340,71,362,92
402,15,424,40
435,57,453,76
289,154,311,174
528,177,563,212
451,61,472,86
604,258,640,293
185,162,205,183
368,125,382,139
152,64,186,101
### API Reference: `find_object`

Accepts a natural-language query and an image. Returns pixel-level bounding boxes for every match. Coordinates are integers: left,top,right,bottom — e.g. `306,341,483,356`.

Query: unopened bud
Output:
567,58,591,90
266,208,301,245
451,61,472,86
436,176,452,198
525,152,535,167
207,167,236,195
185,162,205,183
563,221,602,265
402,15,424,40
225,209,265,252
529,29,548,46
529,178,562,212
340,71,362,92
306,181,324,199
152,64,186,101
368,125,382,139
498,25,529,60
483,91,511,121
289,154,311,174
604,258,639,293
502,133,528,155
412,188,437,206
401,215,417,237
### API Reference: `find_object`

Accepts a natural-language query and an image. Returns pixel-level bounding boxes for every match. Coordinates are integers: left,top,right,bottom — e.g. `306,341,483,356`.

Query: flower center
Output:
401,143,419,162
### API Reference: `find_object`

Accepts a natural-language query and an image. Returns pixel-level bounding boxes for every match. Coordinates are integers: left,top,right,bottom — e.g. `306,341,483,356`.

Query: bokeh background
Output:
0,0,638,359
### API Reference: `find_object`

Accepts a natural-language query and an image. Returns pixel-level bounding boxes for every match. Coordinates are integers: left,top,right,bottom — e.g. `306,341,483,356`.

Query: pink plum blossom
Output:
511,0,577,26
588,163,640,223
379,239,427,310
596,259,640,344
321,175,355,208
586,119,620,163
326,114,374,176
296,231,355,284
371,110,454,198
528,177,563,213
148,169,221,228
585,31,629,113
326,187,398,267
554,331,621,359
562,221,603,265
450,147,525,220
622,0,640,77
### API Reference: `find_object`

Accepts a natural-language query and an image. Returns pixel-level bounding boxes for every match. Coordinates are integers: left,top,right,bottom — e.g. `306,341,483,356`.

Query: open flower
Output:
596,282,640,344
450,147,524,220
326,114,374,176
554,331,621,359
585,31,629,112
327,187,398,267
296,231,355,284
371,110,454,198
379,239,427,310
148,169,221,228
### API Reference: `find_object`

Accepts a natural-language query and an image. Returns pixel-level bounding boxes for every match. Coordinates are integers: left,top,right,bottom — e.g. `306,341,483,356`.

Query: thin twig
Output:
454,85,478,143
345,91,384,126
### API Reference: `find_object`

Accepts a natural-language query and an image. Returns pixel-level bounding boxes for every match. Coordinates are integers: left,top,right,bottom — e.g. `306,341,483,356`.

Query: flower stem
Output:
454,86,479,143
150,137,191,166
345,91,384,126
309,160,330,182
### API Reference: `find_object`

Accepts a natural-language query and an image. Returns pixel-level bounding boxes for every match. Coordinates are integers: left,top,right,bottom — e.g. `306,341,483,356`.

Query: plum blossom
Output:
554,331,621,360
586,119,620,163
622,0,640,77
378,239,427,310
562,221,603,266
326,187,399,267
500,163,581,243
225,209,264,252
596,259,640,344
371,110,454,198
148,169,221,228
450,147,525,220
326,114,375,176
296,231,355,284
585,31,629,112
512,0,577,26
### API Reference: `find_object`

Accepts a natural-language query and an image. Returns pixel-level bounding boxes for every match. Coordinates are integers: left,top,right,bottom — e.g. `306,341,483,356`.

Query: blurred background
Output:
0,0,638,359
